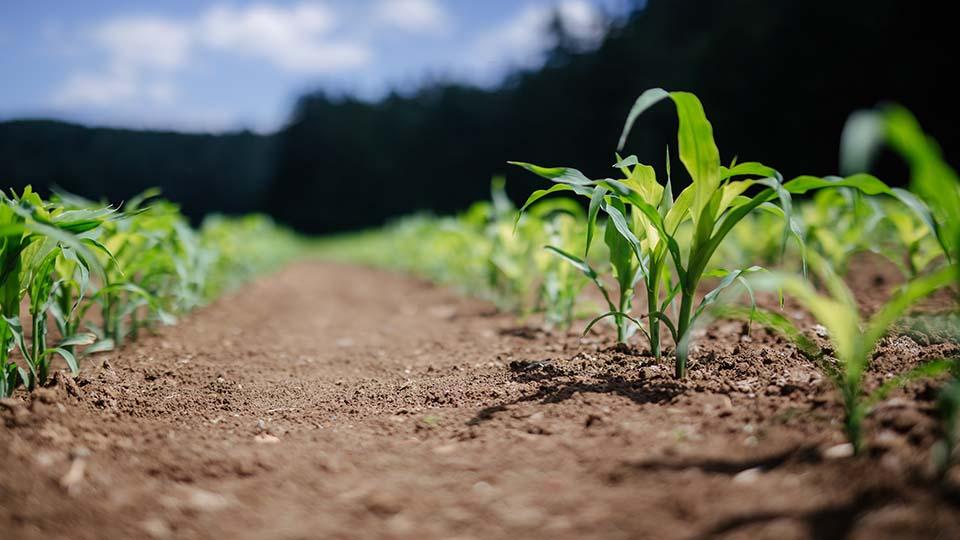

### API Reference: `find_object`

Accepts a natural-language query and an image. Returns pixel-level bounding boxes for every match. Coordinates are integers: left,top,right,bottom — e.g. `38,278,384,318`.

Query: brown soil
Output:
2,259,959,540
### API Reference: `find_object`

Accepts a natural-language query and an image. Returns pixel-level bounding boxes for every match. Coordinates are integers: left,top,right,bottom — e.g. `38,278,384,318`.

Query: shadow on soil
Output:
697,487,899,540
613,444,822,477
467,358,684,426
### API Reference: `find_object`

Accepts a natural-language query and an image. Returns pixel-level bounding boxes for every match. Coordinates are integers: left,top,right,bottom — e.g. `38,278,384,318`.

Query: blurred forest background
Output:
2,0,956,233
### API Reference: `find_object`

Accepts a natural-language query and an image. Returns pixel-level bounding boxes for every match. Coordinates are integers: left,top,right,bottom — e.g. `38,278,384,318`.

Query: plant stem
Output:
675,289,695,379
647,276,661,361
845,384,864,454
31,311,44,388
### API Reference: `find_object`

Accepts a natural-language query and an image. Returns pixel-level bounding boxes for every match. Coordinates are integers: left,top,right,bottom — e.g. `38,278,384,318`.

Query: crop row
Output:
319,90,959,465
1,189,299,397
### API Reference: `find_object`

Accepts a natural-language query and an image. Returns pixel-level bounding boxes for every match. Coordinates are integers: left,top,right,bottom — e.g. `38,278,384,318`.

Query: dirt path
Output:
2,261,959,540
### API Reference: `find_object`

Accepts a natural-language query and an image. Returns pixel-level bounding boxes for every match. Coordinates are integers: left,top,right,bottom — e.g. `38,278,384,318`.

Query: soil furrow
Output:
2,261,958,540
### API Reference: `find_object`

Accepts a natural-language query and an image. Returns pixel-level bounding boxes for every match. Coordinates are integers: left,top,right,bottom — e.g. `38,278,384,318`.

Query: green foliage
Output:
314,179,587,329
1,187,107,393
0,187,299,397
315,93,959,466
842,105,960,269
513,89,904,378
749,254,954,453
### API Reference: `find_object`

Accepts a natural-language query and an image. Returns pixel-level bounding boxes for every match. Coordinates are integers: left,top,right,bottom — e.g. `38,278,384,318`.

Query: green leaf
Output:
613,155,639,169
57,333,96,348
863,265,954,352
82,338,115,356
784,174,892,196
669,91,721,226
720,161,780,181
692,266,762,323
544,245,596,279
508,161,594,186
617,88,671,151
585,185,607,257
515,184,576,227
604,201,644,263
864,359,954,408
840,110,885,175
44,347,79,375
545,245,616,312
583,311,649,339
659,147,675,219
890,187,951,262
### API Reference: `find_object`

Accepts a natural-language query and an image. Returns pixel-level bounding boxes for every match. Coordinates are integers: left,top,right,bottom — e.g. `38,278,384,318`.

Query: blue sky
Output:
1,0,628,133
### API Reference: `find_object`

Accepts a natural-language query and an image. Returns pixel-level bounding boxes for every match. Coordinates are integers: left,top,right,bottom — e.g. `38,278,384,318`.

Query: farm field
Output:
4,2,960,538
1,258,957,540
2,88,959,540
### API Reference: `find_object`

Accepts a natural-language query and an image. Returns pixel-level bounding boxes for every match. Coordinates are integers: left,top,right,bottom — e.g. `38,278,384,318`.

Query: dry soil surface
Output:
2,260,959,540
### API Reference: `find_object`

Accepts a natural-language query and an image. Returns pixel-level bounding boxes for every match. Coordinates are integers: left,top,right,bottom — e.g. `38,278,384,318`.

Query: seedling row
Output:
320,90,960,467
0,189,298,397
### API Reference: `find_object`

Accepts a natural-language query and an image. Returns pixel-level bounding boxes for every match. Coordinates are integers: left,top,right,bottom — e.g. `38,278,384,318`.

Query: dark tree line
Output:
2,0,957,233
0,120,274,218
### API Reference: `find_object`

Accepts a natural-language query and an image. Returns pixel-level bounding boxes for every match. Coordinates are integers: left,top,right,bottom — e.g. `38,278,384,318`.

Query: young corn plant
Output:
878,201,945,278
536,208,587,330
514,89,800,375
0,187,106,394
89,194,183,346
750,253,955,454
1,199,27,396
46,192,121,358
716,210,789,270
512,167,645,347
842,105,960,268
799,188,886,275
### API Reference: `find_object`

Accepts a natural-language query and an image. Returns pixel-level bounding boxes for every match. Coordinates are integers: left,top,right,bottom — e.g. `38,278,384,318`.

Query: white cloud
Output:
53,2,373,108
556,0,606,43
198,3,371,73
467,0,604,82
373,0,451,34
54,68,138,107
53,66,178,107
94,16,192,71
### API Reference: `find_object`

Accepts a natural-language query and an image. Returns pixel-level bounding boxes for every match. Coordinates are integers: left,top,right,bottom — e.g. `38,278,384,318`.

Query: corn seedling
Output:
750,253,955,453
514,89,806,376
537,209,587,330
0,187,108,394
843,105,960,269
0,185,299,397
799,188,886,275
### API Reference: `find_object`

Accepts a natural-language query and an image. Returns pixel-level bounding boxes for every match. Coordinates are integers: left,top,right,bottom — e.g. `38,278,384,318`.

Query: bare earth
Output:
2,260,959,540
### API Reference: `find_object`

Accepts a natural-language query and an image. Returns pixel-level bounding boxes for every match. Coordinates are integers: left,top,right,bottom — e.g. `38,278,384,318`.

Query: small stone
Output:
254,434,280,444
823,443,854,459
732,467,763,484
472,481,497,500
141,517,172,539
433,443,458,455
185,488,230,512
